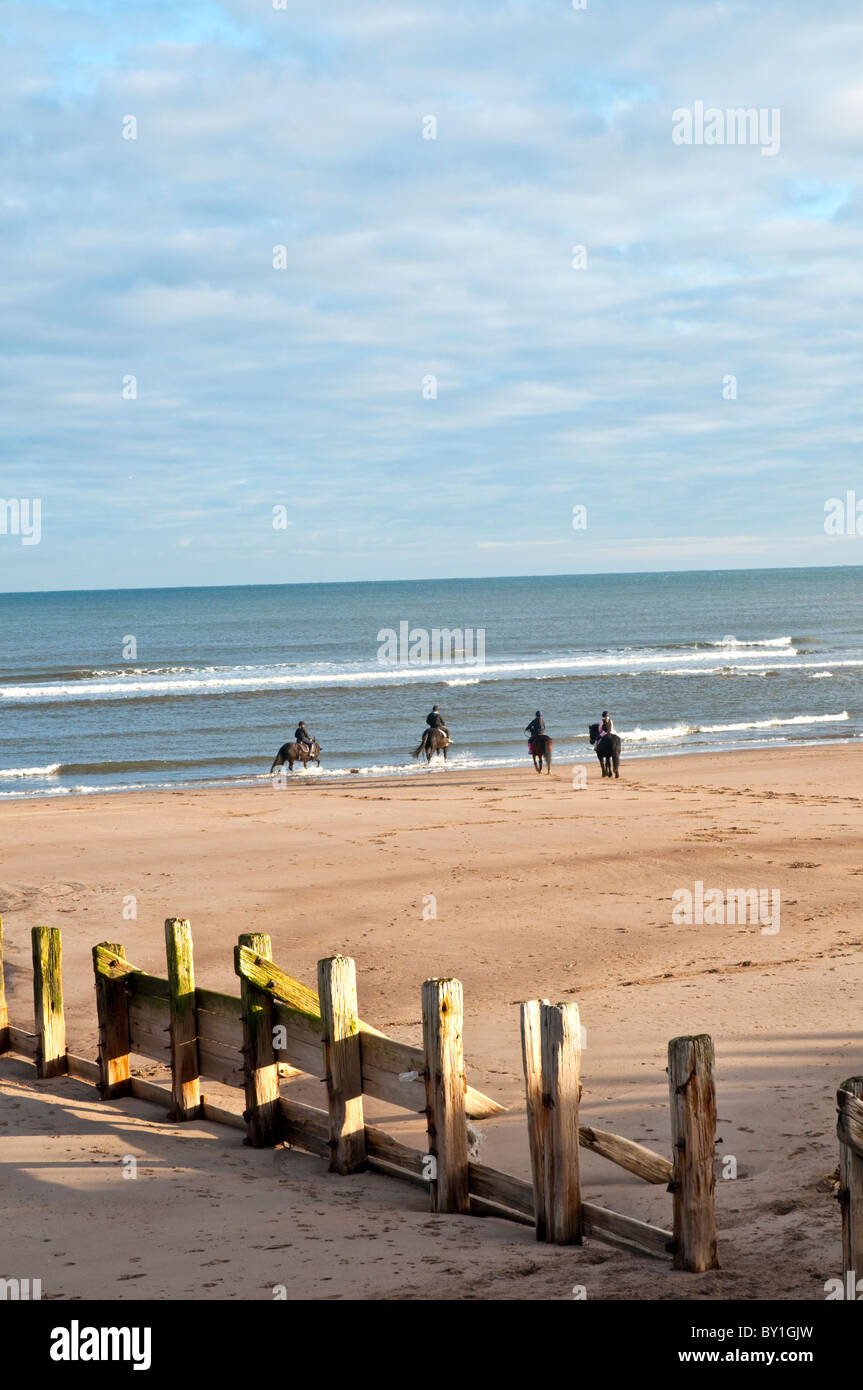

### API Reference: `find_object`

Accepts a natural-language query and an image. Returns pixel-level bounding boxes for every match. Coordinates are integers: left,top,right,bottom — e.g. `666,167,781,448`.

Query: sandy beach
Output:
2,743,862,1300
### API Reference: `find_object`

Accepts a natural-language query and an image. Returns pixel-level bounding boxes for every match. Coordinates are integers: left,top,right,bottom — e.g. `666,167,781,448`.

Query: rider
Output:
524,710,545,751
597,710,614,740
294,720,314,751
425,705,450,742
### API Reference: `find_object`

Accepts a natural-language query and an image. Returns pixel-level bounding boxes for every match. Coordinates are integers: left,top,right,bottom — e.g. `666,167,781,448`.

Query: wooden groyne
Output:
0,916,720,1270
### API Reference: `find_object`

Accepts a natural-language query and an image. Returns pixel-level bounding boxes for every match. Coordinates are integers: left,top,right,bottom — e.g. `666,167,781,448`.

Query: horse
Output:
529,734,553,774
589,723,621,778
411,728,451,763
270,739,321,774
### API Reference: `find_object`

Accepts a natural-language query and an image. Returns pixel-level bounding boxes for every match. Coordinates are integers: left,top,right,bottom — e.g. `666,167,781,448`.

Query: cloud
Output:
1,0,862,589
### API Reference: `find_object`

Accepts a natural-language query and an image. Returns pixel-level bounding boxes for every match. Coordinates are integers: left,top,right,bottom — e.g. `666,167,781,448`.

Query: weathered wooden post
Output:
668,1034,719,1271
520,998,549,1240
422,977,470,1214
92,943,132,1098
31,926,66,1079
239,932,280,1148
539,1000,582,1244
837,1077,863,1287
0,916,9,1055
318,955,366,1174
165,918,200,1121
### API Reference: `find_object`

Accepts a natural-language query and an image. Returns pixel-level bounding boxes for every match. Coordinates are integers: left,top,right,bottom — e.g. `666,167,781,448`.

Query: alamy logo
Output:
672,102,780,156
377,622,486,667
671,880,780,934
824,492,863,536
0,498,41,545
50,1321,152,1371
0,1277,41,1299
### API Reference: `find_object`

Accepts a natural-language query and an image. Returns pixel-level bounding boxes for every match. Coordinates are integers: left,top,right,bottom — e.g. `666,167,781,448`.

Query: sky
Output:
1,0,863,591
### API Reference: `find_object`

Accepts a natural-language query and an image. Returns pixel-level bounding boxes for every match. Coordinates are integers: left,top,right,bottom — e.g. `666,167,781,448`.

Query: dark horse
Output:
589,723,621,778
529,734,553,774
270,739,321,773
411,728,451,763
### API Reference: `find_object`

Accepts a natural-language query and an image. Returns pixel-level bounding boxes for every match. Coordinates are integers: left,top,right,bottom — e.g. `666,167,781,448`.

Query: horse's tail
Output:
270,756,282,774
411,742,426,759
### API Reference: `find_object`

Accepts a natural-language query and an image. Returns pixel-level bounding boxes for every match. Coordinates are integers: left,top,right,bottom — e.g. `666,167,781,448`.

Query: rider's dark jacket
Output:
426,711,446,730
295,726,312,746
525,716,545,739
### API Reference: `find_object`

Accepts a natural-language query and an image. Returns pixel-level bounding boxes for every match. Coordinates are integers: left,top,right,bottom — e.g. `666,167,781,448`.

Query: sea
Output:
1,568,860,799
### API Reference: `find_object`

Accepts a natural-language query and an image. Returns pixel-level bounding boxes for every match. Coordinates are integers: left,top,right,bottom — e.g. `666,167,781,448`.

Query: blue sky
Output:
2,0,863,591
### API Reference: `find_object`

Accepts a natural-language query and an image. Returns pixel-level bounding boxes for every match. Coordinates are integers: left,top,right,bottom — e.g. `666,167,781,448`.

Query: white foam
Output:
0,643,803,703
0,763,61,777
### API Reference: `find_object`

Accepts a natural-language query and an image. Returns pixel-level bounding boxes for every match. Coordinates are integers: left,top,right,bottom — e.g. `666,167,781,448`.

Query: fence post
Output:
668,1034,719,1271
93,942,132,1098
165,918,200,1121
520,998,549,1240
422,977,469,1214
318,955,366,1174
539,1001,582,1244
31,926,66,1079
837,1077,863,1289
0,916,9,1054
239,932,280,1148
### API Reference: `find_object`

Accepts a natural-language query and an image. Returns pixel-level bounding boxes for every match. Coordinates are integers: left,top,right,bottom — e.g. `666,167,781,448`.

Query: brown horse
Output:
411,728,451,763
530,734,553,773
270,739,321,773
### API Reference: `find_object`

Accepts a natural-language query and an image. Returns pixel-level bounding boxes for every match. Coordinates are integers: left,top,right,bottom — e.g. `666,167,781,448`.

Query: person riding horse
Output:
524,710,545,753
426,705,450,738
294,721,315,752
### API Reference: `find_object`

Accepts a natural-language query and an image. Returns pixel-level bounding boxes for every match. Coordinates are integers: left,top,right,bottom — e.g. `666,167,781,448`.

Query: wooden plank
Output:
130,1076,172,1109
197,1008,244,1049
239,932,280,1147
359,1060,427,1112
469,1161,535,1219
198,1038,244,1087
668,1034,719,1272
364,1125,426,1179
235,946,322,1022
93,941,131,1098
837,1077,863,1283
67,1053,100,1084
578,1125,672,1185
196,987,242,1019
235,944,505,1118
0,916,9,1054
422,977,470,1214
32,926,66,1079
128,1022,172,1062
582,1202,674,1260
127,991,169,1025
126,971,170,1001
201,1095,246,1130
540,1001,582,1244
470,1193,535,1226
165,918,200,1120
318,955,366,1173
8,1026,37,1058
278,1095,331,1158
274,1039,322,1077
520,999,549,1241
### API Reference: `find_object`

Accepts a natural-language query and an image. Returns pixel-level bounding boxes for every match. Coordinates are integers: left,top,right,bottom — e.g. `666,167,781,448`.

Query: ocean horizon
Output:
1,565,860,798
